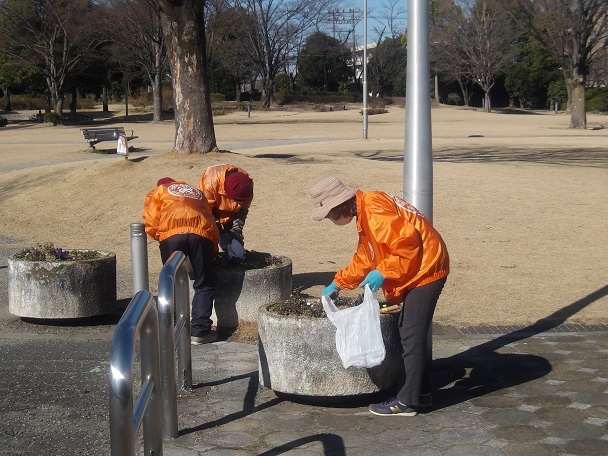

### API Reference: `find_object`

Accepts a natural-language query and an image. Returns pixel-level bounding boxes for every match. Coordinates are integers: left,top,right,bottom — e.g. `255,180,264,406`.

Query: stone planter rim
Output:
9,249,115,264
258,301,404,398
8,250,117,320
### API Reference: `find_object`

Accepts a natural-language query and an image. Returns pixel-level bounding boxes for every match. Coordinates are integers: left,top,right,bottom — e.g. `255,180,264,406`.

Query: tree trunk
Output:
262,74,276,108
434,74,440,105
568,79,586,129
484,91,491,113
235,81,242,103
160,0,217,153
151,72,163,122
54,97,64,119
125,82,129,118
70,86,78,121
456,77,470,106
5,86,12,112
102,86,109,112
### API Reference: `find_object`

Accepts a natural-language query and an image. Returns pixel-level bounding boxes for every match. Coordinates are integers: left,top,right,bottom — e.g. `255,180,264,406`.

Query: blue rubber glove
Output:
322,282,340,297
359,270,384,291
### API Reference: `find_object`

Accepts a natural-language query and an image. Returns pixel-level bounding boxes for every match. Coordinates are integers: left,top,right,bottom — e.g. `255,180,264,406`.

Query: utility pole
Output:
324,8,365,138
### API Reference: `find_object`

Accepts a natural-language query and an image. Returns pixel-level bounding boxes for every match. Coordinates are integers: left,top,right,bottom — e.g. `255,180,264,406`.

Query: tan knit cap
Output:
309,176,356,221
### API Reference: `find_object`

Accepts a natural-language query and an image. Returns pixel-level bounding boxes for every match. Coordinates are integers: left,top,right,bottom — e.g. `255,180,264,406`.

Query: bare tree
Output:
0,0,105,117
442,0,519,112
106,0,168,122
159,0,217,153
431,0,473,106
504,0,608,128
206,1,257,101
231,0,335,108
379,0,406,39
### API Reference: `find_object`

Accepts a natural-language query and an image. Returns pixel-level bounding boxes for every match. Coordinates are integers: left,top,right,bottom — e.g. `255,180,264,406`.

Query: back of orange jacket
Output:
334,190,449,304
198,164,253,225
142,180,219,248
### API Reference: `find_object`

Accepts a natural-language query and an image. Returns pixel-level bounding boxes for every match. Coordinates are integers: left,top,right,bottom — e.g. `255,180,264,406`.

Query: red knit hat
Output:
224,171,253,202
157,177,175,186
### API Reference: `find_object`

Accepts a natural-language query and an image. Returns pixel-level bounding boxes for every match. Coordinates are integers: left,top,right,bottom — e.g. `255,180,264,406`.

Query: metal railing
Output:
109,290,163,456
157,250,193,439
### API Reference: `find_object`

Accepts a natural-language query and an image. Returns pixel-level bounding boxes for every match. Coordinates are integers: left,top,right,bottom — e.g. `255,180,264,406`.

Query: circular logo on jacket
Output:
168,183,204,200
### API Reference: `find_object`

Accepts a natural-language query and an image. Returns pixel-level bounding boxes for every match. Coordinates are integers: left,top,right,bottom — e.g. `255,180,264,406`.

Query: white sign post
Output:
116,134,128,157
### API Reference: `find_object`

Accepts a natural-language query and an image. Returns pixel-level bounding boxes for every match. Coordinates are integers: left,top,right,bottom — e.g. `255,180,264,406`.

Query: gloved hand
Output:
227,238,246,262
322,282,340,297
359,270,384,291
219,232,232,252
229,229,244,245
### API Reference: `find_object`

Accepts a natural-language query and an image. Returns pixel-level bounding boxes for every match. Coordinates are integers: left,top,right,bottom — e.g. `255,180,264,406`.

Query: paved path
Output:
1,225,607,452
1,303,607,454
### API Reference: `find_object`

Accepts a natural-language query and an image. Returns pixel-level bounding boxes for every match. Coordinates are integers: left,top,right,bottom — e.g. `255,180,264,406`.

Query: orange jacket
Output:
142,180,219,248
334,190,449,304
198,164,253,225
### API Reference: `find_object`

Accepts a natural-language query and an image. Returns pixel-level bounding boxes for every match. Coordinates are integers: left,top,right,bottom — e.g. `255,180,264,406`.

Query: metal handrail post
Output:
130,222,149,294
174,256,193,391
157,251,192,440
109,290,163,456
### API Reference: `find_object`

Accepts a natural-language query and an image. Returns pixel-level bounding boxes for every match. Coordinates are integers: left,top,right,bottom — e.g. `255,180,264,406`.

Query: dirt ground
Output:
1,102,607,327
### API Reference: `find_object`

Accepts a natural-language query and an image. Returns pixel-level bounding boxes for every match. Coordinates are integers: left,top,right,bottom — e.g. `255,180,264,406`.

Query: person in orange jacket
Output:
198,164,253,261
143,177,220,345
309,176,449,416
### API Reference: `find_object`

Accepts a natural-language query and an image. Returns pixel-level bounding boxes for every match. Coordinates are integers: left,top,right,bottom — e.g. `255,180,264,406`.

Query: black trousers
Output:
159,233,215,338
396,277,447,406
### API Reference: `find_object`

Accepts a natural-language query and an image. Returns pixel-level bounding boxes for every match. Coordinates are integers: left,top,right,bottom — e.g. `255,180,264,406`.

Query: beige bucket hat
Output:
309,176,356,221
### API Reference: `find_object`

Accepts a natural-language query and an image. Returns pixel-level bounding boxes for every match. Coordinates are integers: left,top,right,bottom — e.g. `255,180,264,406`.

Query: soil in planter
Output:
267,288,364,318
214,250,284,270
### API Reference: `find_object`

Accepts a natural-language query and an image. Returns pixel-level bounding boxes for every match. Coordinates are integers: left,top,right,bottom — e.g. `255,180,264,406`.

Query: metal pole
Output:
362,0,368,139
404,0,434,368
404,0,433,221
130,222,149,294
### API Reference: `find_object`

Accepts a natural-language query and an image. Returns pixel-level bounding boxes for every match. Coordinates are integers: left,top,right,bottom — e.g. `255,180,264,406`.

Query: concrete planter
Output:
258,304,404,398
190,253,292,330
8,251,117,319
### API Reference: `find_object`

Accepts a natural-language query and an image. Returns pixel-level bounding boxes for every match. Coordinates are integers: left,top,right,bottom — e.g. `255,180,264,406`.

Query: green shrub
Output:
210,92,225,102
0,116,7,127
447,92,462,105
0,95,46,110
547,80,567,108
43,112,62,125
586,87,608,112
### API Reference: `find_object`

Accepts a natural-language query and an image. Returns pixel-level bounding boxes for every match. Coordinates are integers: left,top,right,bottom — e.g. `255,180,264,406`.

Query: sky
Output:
328,0,408,46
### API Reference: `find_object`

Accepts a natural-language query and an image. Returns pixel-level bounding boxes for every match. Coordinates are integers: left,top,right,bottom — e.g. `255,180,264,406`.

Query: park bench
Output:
81,127,138,149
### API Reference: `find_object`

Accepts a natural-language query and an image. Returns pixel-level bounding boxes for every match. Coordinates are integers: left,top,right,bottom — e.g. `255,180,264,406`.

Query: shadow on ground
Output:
356,147,608,168
429,284,608,411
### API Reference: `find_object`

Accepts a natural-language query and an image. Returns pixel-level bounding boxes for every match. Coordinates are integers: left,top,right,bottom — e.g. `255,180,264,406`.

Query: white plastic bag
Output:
322,284,386,369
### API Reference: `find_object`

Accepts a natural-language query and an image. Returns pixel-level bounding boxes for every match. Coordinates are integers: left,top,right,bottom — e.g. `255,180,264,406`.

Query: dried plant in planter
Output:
13,243,102,261
268,288,364,318
215,250,283,270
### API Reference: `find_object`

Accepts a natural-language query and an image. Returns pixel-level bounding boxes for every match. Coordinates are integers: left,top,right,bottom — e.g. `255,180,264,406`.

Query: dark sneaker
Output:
191,331,217,345
418,393,433,408
369,397,417,416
